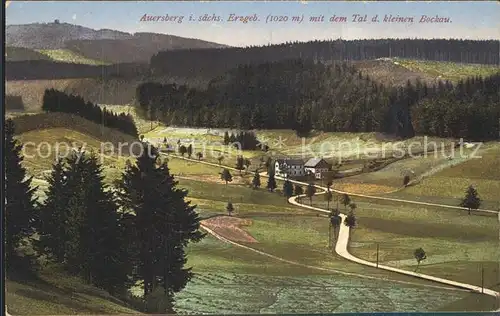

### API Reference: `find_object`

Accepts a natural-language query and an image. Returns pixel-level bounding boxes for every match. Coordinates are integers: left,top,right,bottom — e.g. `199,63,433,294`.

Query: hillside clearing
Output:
15,127,130,182
6,269,139,315
36,49,110,65
395,58,500,82
399,144,500,204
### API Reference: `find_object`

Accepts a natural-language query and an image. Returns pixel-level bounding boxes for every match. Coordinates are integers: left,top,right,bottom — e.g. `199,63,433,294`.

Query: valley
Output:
4,6,500,315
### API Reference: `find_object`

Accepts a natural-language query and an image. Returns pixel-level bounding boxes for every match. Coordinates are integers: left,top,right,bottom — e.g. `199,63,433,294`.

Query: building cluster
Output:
274,157,332,179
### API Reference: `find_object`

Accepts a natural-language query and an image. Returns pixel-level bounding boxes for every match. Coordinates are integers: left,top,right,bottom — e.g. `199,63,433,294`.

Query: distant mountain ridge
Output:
6,22,132,48
6,21,229,62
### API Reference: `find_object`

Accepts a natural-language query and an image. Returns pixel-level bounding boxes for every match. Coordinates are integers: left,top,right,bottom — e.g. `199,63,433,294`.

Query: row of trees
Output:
225,168,357,249
5,119,203,313
150,39,499,80
223,131,263,150
137,59,499,140
42,89,138,137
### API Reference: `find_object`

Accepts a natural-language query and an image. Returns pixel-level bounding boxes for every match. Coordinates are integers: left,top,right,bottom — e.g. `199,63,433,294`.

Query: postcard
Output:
4,1,500,314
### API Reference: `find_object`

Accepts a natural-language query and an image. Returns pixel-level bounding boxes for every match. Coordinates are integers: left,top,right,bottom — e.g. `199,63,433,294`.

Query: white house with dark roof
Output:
304,158,331,179
274,158,305,178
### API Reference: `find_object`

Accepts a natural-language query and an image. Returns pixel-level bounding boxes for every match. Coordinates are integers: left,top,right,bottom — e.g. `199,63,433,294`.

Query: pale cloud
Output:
72,14,77,21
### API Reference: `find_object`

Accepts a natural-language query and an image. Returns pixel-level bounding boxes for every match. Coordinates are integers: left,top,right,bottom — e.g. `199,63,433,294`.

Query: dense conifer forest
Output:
150,39,499,79
138,59,500,140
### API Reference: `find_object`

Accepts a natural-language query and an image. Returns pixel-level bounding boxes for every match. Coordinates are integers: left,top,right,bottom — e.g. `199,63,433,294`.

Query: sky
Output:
5,1,500,47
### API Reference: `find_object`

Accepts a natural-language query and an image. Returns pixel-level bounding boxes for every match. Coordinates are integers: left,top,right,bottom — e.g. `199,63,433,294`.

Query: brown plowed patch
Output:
334,183,397,194
201,216,258,243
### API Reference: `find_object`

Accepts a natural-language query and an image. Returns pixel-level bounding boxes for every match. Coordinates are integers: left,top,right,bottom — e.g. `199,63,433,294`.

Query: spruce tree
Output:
283,180,294,199
235,156,245,175
252,170,261,189
80,152,131,293
306,183,317,205
4,119,38,276
267,172,277,192
62,151,88,275
117,142,205,311
460,185,481,215
294,184,304,196
226,201,235,216
38,158,69,263
220,168,233,186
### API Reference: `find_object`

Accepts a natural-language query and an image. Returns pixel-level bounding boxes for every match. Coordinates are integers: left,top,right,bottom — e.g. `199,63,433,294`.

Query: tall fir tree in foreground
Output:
78,152,131,294
38,158,69,263
39,151,131,294
117,142,205,312
4,119,38,277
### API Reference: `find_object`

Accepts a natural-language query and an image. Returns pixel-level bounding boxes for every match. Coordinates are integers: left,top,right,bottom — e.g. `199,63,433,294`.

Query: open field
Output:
183,214,494,312
6,79,141,110
174,271,471,313
352,59,437,87
15,127,131,184
176,182,488,312
173,173,496,311
6,46,51,62
399,145,500,206
330,142,499,205
126,233,474,313
308,194,498,289
395,58,500,82
125,177,479,312
36,49,110,65
11,116,499,312
11,112,137,142
6,268,138,315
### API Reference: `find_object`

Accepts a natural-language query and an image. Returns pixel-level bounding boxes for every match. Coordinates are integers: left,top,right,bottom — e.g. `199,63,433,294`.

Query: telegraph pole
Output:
481,264,484,294
498,209,500,285
101,105,105,136
328,222,332,249
149,104,153,131
376,243,379,268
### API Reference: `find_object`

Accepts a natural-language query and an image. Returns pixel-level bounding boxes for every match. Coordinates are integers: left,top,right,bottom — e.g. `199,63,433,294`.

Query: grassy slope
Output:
36,49,110,65
6,269,139,315
177,178,481,313
16,128,130,185
12,111,498,312
400,144,500,206
395,58,500,82
12,112,137,142
5,46,52,61
6,46,109,65
6,79,142,111
310,195,498,295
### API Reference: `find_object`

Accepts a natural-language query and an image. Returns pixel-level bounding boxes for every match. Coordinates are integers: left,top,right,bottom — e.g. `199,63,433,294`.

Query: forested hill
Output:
137,59,500,141
150,39,499,80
